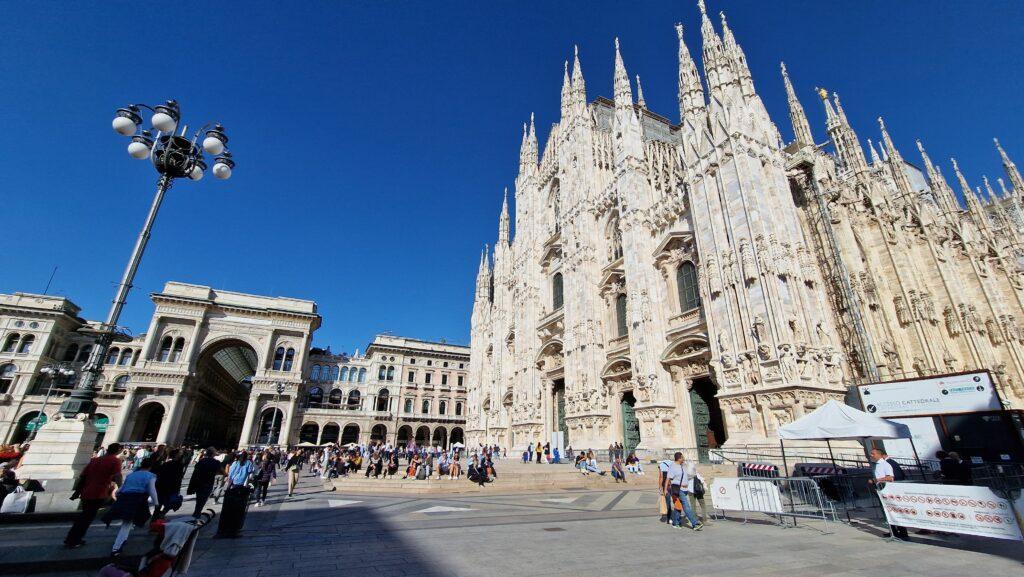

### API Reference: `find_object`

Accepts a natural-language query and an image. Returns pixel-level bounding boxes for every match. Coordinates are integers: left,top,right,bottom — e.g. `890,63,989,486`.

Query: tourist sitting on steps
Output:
611,457,627,483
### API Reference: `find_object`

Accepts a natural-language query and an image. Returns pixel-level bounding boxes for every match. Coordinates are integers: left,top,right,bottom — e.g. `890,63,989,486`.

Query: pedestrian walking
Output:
187,447,221,518
64,443,123,549
664,452,702,531
102,457,159,557
286,451,302,497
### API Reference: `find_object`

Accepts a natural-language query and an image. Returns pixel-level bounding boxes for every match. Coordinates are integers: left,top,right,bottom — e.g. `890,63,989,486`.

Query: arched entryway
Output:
397,425,412,448
620,392,640,457
321,423,341,444
10,411,43,445
94,414,109,449
340,424,360,445
414,425,430,446
370,424,387,444
690,376,726,461
450,428,464,446
256,409,284,445
432,427,447,448
299,422,319,444
187,338,259,447
129,403,164,443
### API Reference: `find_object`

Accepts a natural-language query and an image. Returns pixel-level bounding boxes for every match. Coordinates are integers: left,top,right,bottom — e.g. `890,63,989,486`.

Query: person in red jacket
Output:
64,442,123,548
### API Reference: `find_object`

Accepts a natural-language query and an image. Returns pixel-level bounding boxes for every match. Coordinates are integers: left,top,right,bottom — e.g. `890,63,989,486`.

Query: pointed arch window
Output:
273,347,285,370
158,336,173,362
677,261,701,312
615,293,628,337
283,348,295,371
552,273,564,310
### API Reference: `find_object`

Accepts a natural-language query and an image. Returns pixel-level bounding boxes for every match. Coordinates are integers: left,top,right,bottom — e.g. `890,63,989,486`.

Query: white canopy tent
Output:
776,400,921,481
779,400,912,441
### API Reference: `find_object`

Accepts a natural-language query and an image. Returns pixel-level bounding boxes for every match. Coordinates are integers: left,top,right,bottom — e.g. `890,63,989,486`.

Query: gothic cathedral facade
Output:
467,2,1024,455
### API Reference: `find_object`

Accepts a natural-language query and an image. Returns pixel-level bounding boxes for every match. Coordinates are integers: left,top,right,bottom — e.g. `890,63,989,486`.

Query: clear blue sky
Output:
3,1,1022,353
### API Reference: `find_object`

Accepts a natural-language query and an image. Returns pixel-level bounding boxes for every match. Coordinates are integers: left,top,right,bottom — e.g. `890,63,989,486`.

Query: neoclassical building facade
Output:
467,1,1024,457
0,283,467,449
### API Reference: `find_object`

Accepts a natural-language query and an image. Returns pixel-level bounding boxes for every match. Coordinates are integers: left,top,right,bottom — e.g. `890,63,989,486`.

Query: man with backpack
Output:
870,447,908,541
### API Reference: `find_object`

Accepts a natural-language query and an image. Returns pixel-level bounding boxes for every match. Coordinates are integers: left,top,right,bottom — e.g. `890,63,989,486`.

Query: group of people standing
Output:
300,441,500,487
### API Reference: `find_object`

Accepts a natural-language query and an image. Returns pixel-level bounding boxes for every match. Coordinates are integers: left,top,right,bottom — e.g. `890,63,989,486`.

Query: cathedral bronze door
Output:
690,377,726,463
621,392,640,456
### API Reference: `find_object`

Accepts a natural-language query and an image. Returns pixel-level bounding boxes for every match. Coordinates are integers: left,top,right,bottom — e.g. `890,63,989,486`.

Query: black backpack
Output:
692,476,705,498
886,458,907,481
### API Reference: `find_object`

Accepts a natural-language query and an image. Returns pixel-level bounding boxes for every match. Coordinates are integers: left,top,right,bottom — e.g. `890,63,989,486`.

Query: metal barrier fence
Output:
735,476,838,533
738,461,780,478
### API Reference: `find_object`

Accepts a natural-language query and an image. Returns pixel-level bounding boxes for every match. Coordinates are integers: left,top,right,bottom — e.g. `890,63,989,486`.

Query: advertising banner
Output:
710,477,783,514
882,417,944,469
879,482,1023,541
858,372,1000,417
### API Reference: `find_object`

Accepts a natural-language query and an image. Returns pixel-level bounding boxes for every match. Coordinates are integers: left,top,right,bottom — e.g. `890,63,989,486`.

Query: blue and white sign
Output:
858,372,1000,418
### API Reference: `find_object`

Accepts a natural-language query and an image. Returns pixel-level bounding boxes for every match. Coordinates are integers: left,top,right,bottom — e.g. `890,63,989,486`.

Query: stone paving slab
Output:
5,471,1023,577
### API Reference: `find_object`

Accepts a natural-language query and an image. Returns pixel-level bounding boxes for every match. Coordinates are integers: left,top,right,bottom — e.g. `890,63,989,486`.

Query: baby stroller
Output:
98,509,216,577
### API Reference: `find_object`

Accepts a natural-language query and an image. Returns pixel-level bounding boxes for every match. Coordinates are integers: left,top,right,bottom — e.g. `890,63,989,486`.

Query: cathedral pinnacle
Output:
613,37,633,108
498,188,510,245
916,139,957,213
995,138,1024,194
570,44,587,114
781,62,813,148
676,22,706,123
867,139,881,165
636,74,646,109
560,60,571,118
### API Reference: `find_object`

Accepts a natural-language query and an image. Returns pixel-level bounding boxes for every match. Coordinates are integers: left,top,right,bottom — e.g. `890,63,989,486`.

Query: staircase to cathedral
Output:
326,460,627,494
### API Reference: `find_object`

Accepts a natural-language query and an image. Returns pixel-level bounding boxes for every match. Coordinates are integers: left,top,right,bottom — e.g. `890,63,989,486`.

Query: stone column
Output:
156,391,184,444
279,394,297,446
106,386,138,442
237,393,260,448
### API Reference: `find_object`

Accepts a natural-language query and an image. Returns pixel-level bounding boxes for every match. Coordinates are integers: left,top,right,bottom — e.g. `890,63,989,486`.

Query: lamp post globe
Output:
150,100,180,133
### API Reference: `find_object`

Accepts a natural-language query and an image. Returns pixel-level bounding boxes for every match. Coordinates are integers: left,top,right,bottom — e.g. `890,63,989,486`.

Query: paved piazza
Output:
9,474,1022,577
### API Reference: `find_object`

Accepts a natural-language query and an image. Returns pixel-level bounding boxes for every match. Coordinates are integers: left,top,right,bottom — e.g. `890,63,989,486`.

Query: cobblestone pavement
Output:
12,472,1024,577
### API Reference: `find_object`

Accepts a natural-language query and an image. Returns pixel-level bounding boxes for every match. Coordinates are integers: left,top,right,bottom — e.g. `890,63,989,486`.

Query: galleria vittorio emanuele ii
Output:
466,1,1024,457
2,2,1024,575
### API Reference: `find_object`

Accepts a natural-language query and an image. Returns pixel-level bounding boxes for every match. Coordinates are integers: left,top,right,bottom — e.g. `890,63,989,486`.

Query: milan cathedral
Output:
466,1,1024,456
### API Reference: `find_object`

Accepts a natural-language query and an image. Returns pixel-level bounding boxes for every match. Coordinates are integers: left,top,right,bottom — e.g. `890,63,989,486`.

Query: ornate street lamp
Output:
57,101,236,419
29,363,76,441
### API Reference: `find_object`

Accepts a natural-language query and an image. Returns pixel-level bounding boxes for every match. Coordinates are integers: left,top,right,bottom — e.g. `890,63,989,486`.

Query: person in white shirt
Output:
657,459,673,523
661,452,702,530
870,448,907,540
